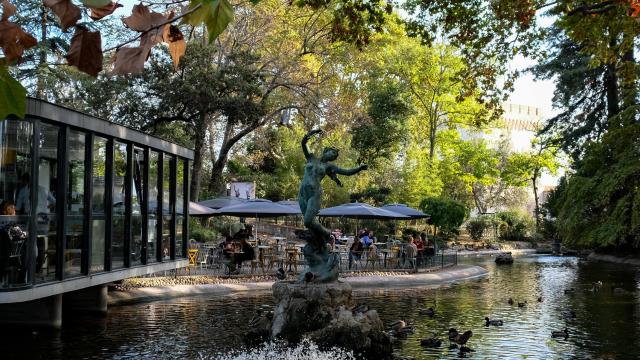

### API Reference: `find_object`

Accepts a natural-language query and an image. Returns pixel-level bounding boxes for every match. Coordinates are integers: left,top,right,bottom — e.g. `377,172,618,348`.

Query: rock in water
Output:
268,280,392,359
495,252,514,264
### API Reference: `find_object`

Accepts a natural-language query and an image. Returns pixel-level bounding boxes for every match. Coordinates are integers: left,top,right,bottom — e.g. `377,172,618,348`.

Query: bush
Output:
189,223,219,243
466,217,489,241
496,211,534,241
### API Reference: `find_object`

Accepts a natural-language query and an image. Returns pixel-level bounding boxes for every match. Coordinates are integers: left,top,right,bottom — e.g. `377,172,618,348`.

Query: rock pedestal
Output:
248,281,392,359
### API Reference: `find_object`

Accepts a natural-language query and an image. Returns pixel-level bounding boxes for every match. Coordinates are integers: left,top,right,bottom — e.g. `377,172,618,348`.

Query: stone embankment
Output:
588,252,640,266
108,265,488,305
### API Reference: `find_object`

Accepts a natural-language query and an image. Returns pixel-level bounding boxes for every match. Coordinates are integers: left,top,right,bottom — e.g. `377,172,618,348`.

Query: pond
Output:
2,255,639,359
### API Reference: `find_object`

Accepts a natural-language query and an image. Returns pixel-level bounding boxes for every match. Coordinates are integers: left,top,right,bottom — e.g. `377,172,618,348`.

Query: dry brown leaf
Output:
122,4,168,32
89,2,123,21
65,26,103,77
1,0,16,22
111,46,151,75
43,0,81,32
0,21,37,63
163,24,186,69
140,24,165,50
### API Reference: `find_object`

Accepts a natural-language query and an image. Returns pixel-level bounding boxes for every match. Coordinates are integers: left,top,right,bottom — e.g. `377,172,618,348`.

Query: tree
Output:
350,81,411,166
419,197,468,239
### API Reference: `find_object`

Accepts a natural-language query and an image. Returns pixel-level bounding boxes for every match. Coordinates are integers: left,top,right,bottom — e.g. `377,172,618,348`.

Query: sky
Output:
114,0,557,120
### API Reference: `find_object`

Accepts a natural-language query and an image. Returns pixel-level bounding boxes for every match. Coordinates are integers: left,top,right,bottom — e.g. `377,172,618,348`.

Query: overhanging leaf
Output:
79,0,111,8
0,21,37,63
89,2,123,21
65,26,103,77
163,24,186,69
1,0,16,22
0,66,26,120
43,0,82,31
123,4,168,32
111,46,150,75
182,0,233,43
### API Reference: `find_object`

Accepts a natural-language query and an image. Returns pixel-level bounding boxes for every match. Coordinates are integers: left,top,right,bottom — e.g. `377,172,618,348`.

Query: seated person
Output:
348,238,364,269
360,231,372,247
0,200,16,216
234,238,255,269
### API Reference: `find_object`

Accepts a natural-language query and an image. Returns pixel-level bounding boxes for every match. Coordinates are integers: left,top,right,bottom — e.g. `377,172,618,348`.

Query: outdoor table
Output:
271,236,286,244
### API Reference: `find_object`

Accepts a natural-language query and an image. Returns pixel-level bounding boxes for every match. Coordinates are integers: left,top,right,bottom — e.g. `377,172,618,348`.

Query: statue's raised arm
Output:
302,129,323,160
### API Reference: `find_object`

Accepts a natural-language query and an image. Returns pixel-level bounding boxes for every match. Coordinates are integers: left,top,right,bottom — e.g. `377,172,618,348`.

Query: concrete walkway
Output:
108,264,488,306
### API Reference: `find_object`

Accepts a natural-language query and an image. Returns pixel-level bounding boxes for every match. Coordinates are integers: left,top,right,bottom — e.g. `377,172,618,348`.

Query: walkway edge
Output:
108,265,488,306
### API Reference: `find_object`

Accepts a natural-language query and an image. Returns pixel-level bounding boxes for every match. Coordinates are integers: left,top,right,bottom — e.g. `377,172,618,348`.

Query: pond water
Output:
2,255,640,359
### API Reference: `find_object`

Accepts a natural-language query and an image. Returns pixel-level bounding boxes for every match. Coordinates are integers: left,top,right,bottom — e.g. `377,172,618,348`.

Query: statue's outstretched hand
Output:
360,164,368,171
310,129,323,136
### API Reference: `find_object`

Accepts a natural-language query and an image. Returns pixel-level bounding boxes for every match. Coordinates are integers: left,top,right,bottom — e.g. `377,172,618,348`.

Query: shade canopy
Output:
277,200,302,213
145,200,217,217
318,202,410,219
381,203,429,219
187,202,218,217
216,199,302,218
198,196,246,209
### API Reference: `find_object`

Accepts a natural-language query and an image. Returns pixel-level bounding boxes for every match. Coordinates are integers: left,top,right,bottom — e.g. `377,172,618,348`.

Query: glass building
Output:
0,99,192,291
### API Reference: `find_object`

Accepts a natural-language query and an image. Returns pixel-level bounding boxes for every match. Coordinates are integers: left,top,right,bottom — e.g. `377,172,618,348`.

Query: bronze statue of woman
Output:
297,129,366,282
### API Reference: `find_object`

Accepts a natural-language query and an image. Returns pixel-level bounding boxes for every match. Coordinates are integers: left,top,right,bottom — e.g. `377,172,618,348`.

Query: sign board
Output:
229,182,255,200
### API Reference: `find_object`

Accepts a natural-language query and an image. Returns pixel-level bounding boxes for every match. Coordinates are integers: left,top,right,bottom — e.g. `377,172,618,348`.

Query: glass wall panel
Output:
162,155,172,260
148,151,158,263
112,142,126,269
91,137,107,272
176,159,184,258
36,123,59,283
65,130,85,277
131,147,145,266
0,119,32,288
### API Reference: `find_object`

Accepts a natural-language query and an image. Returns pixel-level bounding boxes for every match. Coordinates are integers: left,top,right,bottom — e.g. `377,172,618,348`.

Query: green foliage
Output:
182,0,235,43
350,81,411,165
496,211,533,241
420,196,468,237
465,217,489,241
0,66,26,120
189,223,219,243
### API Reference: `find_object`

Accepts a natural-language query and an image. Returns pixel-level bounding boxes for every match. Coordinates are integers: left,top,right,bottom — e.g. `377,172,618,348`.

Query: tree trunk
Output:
429,118,437,159
208,123,234,195
604,37,620,120
189,114,207,202
532,168,540,232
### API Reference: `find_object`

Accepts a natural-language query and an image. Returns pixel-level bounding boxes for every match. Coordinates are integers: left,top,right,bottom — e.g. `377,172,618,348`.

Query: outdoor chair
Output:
365,245,380,269
404,245,417,270
198,251,209,272
386,246,401,269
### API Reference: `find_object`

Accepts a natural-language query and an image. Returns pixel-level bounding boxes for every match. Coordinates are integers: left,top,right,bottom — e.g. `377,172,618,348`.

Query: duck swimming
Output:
419,307,435,317
518,301,527,308
551,328,569,339
484,317,504,326
508,298,514,305
420,337,442,348
389,320,407,332
448,328,473,348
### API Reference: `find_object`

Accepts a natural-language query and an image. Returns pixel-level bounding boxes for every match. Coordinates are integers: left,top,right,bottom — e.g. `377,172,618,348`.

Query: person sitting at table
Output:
368,230,377,243
348,238,364,270
234,238,255,270
360,230,372,247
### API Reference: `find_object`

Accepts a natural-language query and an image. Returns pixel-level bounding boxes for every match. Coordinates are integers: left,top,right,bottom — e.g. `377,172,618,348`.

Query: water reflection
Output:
1,256,639,359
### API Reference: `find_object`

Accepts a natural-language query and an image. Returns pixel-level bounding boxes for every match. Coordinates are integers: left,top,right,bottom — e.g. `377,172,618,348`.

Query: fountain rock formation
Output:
248,281,392,358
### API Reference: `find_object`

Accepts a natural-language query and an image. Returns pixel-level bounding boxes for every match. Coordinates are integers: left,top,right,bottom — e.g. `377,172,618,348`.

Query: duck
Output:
419,307,435,317
551,328,569,339
484,317,503,326
388,320,406,332
508,298,514,305
564,288,575,295
561,310,576,319
448,328,473,348
420,337,442,348
518,301,527,308
351,303,369,314
396,325,416,336
537,296,543,303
